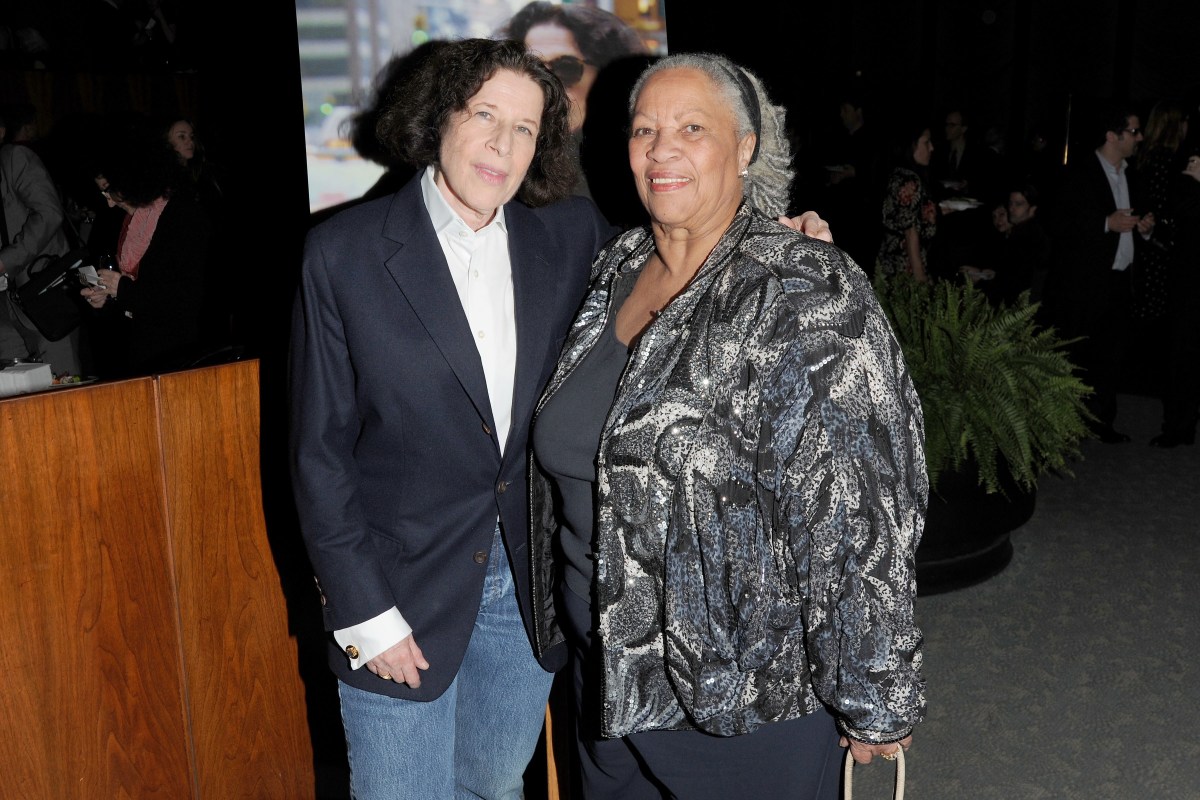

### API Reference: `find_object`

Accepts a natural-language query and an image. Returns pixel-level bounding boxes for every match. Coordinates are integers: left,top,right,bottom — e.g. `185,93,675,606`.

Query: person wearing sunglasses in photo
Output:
498,1,648,199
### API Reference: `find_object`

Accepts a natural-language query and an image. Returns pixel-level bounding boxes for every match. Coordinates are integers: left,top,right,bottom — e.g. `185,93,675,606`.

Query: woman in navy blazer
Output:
289,39,615,799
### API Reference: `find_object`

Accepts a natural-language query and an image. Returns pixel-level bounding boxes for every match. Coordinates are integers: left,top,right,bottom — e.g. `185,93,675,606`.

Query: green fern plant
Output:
873,272,1093,496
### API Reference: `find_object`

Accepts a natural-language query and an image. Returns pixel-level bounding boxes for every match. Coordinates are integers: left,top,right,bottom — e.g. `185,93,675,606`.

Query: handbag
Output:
843,747,906,800
11,248,91,341
0,148,90,342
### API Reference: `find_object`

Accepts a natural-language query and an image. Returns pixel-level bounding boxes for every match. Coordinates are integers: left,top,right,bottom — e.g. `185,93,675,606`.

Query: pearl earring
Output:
739,168,748,177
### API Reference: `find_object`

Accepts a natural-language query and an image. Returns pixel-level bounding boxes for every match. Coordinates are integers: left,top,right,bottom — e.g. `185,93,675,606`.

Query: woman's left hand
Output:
97,269,121,298
840,734,912,765
81,285,108,308
779,210,834,243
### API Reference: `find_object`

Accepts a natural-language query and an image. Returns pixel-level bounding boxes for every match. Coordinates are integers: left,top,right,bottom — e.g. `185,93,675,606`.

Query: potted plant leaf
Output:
872,272,1093,594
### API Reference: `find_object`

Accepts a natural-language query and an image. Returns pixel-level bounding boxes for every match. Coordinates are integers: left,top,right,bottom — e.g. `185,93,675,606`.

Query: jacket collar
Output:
380,174,557,461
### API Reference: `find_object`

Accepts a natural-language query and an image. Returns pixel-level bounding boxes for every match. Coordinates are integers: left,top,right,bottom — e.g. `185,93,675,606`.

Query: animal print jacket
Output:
530,202,928,744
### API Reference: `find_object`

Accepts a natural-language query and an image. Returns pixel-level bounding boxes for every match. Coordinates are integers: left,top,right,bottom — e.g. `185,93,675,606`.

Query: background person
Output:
876,116,938,281
497,0,648,199
160,115,231,347
80,123,211,377
1150,149,1200,447
1043,105,1155,443
161,116,224,210
0,125,82,376
1129,98,1189,394
816,83,885,270
531,53,927,800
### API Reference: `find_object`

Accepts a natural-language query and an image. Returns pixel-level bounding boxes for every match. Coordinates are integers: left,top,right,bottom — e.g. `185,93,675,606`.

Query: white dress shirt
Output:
334,166,518,670
1096,150,1135,272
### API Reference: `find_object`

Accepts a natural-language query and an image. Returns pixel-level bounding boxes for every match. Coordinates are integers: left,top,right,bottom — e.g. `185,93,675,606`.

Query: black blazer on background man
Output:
289,174,614,699
1045,151,1145,335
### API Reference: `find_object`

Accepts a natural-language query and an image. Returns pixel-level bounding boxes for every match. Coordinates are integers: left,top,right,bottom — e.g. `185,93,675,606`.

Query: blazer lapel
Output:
382,180,497,434
506,202,559,457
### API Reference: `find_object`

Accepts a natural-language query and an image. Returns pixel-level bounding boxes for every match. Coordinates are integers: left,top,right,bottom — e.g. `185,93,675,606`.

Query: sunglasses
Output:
545,55,589,88
1121,127,1142,137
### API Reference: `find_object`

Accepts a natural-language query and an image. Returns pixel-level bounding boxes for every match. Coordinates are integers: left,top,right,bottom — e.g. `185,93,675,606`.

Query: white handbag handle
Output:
843,747,905,800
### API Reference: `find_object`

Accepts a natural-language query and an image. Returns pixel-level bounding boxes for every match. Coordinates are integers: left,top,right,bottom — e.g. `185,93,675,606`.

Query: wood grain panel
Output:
0,379,192,798
156,362,314,799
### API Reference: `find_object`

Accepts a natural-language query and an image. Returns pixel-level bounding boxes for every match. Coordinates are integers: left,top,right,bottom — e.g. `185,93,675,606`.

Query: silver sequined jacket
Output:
530,202,928,744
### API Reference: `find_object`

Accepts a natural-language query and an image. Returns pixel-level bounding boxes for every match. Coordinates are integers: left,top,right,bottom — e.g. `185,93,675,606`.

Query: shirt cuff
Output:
333,607,413,669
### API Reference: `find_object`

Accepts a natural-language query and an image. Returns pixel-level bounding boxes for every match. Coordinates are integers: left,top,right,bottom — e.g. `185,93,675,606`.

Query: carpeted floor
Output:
850,392,1200,800
313,393,1199,799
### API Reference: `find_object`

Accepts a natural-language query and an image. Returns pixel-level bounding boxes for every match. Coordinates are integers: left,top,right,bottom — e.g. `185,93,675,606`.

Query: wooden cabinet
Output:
0,362,313,798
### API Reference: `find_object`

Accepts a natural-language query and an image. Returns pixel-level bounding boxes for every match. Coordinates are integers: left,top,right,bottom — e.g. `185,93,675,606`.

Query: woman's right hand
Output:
366,633,430,688
841,734,912,764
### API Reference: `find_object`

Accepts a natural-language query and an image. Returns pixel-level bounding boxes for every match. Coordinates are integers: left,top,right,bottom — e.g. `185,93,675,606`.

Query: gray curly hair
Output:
628,53,794,217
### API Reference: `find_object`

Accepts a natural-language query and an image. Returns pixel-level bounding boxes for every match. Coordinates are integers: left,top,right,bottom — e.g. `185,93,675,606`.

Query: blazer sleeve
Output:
289,225,398,631
0,145,68,280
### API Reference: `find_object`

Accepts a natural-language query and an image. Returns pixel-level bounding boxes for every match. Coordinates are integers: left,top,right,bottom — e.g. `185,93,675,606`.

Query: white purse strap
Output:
843,747,905,800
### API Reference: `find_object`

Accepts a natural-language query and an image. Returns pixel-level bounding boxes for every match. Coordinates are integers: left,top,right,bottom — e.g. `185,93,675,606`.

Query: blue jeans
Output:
337,528,553,799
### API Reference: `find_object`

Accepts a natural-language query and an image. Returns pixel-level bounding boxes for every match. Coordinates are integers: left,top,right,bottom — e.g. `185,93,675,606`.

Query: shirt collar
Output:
420,165,508,237
1095,148,1126,176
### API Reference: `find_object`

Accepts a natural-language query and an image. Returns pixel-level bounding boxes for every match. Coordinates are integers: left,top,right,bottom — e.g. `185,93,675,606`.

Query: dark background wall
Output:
5,0,1200,274
667,0,1200,148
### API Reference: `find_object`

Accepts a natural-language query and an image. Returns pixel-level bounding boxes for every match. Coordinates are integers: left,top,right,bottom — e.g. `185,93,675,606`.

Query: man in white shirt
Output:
1045,105,1155,443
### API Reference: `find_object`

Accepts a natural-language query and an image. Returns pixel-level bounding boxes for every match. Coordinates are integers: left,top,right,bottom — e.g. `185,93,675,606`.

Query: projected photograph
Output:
296,0,669,213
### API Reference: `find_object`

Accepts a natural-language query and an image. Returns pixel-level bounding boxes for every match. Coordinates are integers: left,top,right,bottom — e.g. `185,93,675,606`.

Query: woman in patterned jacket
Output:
531,53,928,798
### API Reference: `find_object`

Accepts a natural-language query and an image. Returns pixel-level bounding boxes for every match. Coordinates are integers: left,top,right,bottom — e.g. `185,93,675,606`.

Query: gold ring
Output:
881,750,898,761
379,673,392,680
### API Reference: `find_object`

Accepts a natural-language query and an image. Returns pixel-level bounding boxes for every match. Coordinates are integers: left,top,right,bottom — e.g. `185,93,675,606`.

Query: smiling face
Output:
524,22,596,134
167,120,195,163
434,69,544,230
628,68,755,235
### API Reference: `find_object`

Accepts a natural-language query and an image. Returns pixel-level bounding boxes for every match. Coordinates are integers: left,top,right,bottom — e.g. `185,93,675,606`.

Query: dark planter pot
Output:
915,464,1036,596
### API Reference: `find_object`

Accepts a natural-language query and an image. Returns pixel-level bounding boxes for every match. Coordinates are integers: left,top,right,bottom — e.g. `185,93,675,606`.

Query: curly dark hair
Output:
1097,103,1139,147
94,119,184,207
497,1,646,69
375,38,576,207
351,40,450,166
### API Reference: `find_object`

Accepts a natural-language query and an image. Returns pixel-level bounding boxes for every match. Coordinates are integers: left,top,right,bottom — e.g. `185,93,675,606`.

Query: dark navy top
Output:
532,275,633,600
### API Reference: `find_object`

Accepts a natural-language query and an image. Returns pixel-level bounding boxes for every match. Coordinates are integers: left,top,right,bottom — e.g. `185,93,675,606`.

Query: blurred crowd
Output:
0,101,232,381
789,89,1200,446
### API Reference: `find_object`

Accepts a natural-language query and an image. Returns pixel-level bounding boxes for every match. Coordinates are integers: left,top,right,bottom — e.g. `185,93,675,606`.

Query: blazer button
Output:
473,550,488,564
345,645,360,659
482,422,492,436
496,480,508,494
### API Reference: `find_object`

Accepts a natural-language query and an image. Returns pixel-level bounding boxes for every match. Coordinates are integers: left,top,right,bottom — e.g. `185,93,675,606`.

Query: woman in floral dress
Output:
876,121,938,281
